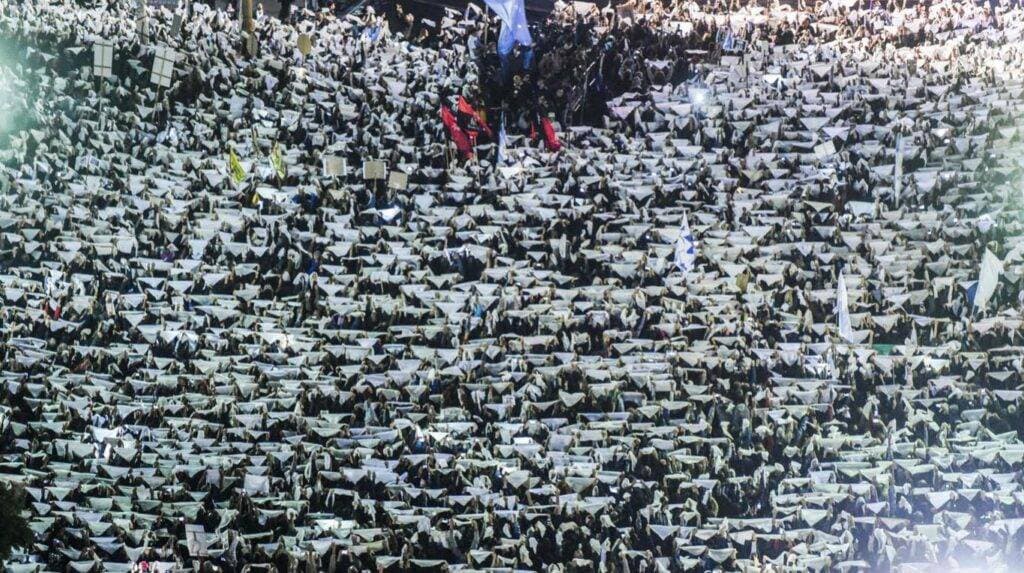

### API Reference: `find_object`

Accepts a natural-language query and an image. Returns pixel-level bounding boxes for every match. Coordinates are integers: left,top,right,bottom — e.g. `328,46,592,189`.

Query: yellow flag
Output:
298,33,312,57
228,149,246,185
270,143,286,180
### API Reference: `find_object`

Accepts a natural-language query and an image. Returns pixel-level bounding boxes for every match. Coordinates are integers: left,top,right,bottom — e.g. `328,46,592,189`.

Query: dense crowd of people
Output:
2,0,1024,571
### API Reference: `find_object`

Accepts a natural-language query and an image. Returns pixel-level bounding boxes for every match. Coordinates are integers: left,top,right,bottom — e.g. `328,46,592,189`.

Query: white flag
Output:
893,136,903,206
973,249,1003,310
496,116,508,166
674,212,697,274
836,271,854,342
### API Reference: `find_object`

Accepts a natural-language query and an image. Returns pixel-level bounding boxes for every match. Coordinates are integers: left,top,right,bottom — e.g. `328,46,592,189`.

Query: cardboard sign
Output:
93,41,113,79
322,155,346,177
387,171,409,190
151,45,177,87
363,160,386,180
170,12,184,37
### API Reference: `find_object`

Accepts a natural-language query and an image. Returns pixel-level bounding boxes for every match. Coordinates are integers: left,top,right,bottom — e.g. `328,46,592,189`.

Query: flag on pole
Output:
972,249,1003,311
540,117,561,152
836,271,855,342
674,211,697,274
483,0,533,56
457,96,493,139
440,105,475,158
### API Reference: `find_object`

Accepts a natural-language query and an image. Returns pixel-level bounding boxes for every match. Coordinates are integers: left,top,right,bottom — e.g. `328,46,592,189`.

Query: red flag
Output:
457,96,493,139
456,96,475,116
440,105,474,158
540,117,562,152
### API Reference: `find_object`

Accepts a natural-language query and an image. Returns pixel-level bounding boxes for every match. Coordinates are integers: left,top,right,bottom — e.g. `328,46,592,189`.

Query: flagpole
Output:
242,0,255,58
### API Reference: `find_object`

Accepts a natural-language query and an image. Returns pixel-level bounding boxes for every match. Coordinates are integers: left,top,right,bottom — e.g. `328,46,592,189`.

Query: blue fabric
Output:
499,51,512,84
522,46,534,70
485,0,532,54
723,30,735,51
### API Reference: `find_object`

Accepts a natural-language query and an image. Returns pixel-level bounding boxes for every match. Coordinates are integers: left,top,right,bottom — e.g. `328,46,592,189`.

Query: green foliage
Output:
0,481,33,564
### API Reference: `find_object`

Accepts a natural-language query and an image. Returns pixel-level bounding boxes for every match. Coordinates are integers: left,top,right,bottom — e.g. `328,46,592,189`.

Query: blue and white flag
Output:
722,29,735,51
674,211,697,274
836,271,855,342
972,249,1003,310
893,136,904,206
483,0,532,55
496,115,508,166
363,26,382,43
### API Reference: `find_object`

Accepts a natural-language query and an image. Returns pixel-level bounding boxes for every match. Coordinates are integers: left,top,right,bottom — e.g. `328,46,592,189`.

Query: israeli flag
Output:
674,211,697,274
